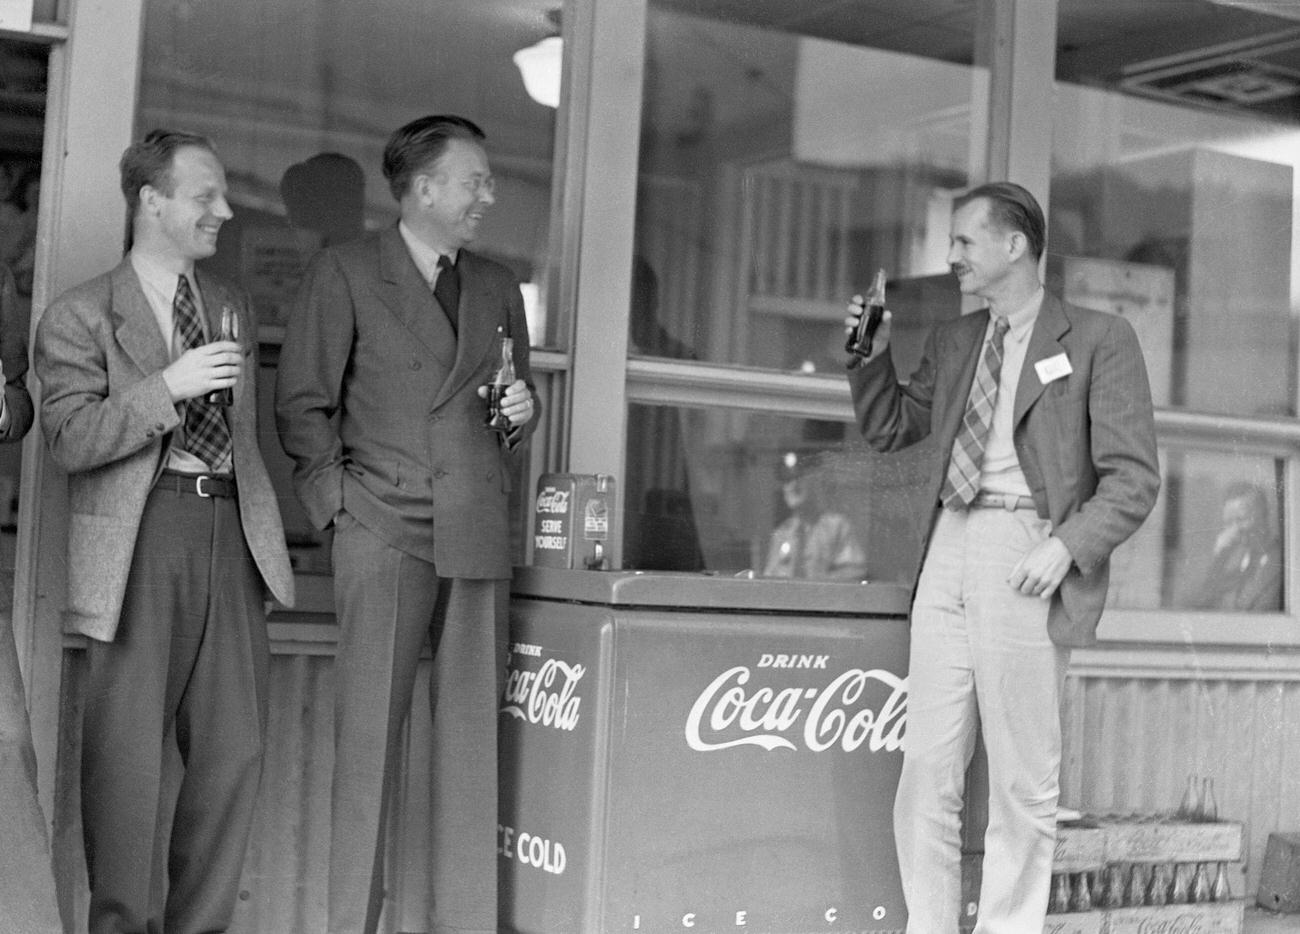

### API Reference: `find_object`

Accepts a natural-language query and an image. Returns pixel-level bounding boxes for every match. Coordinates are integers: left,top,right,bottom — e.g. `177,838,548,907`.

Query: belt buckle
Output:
194,475,213,498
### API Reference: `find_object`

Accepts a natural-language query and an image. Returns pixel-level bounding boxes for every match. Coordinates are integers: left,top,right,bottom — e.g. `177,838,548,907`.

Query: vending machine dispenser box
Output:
531,473,616,570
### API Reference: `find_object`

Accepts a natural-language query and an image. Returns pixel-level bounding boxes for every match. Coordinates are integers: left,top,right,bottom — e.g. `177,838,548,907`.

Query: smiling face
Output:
947,197,1020,301
417,137,495,253
141,145,232,265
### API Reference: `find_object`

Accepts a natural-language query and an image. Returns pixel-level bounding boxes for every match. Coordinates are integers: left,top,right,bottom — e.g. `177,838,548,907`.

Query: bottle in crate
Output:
1125,862,1149,907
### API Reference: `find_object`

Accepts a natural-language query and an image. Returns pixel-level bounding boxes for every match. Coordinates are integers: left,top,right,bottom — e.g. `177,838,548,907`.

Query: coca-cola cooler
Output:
500,567,911,934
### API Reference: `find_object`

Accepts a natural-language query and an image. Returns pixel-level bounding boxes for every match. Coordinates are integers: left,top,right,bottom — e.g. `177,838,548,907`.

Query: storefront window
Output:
624,2,986,573
1052,0,1300,617
1051,1,1300,418
624,402,934,582
138,0,567,575
629,0,987,373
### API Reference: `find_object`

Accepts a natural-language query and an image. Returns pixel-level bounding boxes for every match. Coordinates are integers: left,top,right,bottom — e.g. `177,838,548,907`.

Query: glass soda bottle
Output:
845,268,887,365
1177,773,1200,819
487,330,515,435
1200,777,1218,821
1048,873,1070,913
1210,862,1232,901
207,305,237,406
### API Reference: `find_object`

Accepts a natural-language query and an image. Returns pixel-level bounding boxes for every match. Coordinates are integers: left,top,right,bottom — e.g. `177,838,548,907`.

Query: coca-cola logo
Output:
1136,915,1207,934
502,657,585,731
536,488,571,514
685,665,907,753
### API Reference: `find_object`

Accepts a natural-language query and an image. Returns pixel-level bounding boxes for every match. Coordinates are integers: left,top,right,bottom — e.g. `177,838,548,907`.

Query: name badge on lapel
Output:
1034,352,1072,385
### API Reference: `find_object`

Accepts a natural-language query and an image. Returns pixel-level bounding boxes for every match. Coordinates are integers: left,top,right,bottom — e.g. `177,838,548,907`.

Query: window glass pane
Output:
1051,0,1300,417
630,1,987,372
623,402,934,583
139,0,566,575
0,38,45,611
1109,445,1284,613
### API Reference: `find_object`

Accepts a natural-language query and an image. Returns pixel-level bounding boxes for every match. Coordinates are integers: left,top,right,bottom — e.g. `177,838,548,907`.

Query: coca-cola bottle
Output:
487,330,515,435
1125,862,1149,907
1069,872,1092,912
1190,862,1213,903
1048,873,1071,913
845,268,887,366
1146,862,1170,906
1177,773,1200,819
207,305,237,406
1210,862,1232,901
1101,863,1126,908
1169,863,1191,903
1200,777,1219,821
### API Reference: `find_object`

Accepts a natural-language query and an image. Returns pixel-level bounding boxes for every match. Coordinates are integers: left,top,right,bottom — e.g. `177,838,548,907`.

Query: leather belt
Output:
968,491,1036,512
157,470,237,499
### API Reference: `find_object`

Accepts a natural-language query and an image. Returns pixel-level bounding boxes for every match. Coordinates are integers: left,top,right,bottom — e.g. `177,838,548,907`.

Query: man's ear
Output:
139,185,159,216
1007,229,1028,263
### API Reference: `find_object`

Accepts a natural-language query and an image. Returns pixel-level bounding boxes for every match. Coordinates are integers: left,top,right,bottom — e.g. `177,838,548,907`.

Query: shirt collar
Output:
992,285,1044,343
130,250,195,301
398,220,458,282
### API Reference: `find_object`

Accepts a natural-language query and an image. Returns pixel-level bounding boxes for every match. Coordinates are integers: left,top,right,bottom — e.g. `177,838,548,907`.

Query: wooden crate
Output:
1056,822,1107,872
1100,818,1245,864
1105,900,1243,934
1043,910,1105,934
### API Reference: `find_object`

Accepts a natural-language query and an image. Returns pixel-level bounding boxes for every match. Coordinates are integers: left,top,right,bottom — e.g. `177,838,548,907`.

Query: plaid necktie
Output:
941,315,1010,509
433,254,459,332
173,275,232,470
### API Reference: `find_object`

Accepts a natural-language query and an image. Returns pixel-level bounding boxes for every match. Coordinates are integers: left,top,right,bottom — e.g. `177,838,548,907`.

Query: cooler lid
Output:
510,566,910,616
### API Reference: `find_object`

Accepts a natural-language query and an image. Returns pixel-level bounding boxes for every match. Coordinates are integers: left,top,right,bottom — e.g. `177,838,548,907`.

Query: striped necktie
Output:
173,275,232,470
940,315,1010,509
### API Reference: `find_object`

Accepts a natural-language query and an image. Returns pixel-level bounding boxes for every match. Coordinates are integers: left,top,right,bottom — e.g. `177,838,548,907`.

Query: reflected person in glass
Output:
762,451,866,581
1187,482,1282,612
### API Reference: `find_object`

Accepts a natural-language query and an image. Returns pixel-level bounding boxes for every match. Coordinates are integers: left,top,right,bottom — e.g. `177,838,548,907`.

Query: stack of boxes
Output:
1047,814,1244,933
961,814,1244,933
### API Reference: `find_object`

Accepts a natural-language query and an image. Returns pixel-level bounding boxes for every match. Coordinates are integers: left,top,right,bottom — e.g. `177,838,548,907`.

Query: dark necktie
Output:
173,275,232,470
941,315,1010,509
433,254,459,332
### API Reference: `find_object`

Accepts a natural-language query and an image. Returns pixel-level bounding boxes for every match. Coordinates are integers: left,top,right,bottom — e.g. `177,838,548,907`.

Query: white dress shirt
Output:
978,286,1043,498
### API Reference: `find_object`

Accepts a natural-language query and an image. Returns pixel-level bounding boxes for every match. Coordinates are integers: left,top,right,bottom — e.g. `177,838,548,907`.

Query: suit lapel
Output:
432,250,502,410
937,310,989,446
375,226,456,369
1014,292,1070,427
110,260,171,377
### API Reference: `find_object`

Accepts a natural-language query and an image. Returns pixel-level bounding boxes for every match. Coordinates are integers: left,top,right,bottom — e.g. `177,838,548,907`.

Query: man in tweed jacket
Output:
847,183,1159,932
35,130,293,934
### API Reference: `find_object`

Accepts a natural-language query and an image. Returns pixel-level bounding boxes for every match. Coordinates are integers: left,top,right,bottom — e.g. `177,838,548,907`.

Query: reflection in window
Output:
631,1,986,372
138,0,565,575
1050,3,1300,418
1108,447,1284,614
622,403,935,585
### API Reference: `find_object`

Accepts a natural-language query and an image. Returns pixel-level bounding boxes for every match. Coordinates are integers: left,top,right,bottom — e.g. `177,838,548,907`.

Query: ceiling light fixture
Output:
514,24,563,109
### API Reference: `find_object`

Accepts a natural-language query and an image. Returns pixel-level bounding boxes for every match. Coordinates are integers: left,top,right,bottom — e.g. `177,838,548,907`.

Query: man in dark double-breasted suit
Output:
847,183,1159,932
275,115,538,934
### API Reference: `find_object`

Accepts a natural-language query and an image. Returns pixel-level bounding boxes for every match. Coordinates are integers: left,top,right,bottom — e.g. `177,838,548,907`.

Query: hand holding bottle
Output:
844,268,891,368
207,305,238,406
478,378,534,430
479,330,534,434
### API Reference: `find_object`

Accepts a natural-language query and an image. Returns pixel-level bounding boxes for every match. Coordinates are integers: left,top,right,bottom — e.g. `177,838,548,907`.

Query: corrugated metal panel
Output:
1061,674,1300,894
